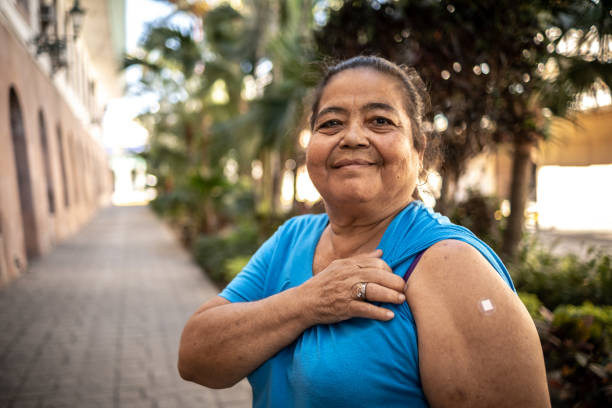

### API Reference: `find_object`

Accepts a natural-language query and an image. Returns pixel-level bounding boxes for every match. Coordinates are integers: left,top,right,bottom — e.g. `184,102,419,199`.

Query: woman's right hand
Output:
299,249,406,325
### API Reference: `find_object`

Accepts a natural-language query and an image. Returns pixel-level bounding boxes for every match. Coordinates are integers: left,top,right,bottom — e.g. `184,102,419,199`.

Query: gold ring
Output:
356,282,368,301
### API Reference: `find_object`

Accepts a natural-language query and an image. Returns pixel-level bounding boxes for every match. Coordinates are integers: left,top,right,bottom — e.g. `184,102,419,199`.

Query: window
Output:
56,124,70,208
10,86,39,258
16,0,30,14
38,110,55,214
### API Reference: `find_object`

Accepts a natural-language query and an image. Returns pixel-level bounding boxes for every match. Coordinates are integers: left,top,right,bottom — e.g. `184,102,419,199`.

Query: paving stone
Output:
0,205,252,407
11,397,41,408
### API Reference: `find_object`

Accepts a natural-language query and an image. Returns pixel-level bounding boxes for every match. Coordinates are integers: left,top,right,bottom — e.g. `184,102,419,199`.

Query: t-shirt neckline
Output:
306,201,420,278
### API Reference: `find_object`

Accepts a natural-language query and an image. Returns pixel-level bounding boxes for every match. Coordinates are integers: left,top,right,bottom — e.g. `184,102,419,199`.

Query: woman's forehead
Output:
318,68,405,112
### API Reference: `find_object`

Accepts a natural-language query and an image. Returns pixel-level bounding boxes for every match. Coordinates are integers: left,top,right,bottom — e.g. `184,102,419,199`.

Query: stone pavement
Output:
0,205,252,408
534,228,612,259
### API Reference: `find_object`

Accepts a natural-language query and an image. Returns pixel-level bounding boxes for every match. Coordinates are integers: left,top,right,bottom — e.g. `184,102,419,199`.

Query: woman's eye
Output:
318,119,341,129
372,117,393,126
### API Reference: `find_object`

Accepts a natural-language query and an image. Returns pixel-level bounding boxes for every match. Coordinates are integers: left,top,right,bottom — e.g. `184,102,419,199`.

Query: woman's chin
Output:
324,189,380,206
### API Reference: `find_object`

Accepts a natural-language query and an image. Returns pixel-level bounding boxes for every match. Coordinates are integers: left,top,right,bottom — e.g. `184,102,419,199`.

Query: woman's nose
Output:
340,123,369,148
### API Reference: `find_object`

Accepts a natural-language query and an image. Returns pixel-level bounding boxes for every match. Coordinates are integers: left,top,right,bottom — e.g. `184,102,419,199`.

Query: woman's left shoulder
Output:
410,239,511,293
423,239,492,264
406,239,550,406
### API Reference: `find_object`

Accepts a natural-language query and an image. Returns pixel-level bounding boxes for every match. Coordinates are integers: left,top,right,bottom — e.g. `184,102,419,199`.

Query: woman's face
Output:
306,68,422,210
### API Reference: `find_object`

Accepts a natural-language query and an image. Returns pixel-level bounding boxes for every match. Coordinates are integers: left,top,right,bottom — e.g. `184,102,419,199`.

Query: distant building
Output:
0,0,125,285
454,106,612,231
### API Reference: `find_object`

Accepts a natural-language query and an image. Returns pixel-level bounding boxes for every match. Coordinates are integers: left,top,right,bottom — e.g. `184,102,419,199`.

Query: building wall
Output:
453,108,612,231
539,107,612,166
0,2,115,285
456,105,612,195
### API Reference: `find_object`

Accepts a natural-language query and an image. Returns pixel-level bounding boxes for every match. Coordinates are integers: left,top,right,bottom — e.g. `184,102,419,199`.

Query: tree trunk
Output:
259,149,280,215
435,167,457,215
259,150,273,214
270,150,281,214
502,139,534,259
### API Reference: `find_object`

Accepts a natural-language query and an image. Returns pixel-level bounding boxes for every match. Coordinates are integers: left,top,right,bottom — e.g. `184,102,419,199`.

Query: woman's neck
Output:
324,200,411,258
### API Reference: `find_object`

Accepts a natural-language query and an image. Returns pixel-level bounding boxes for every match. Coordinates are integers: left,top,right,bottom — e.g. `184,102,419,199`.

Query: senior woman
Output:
178,56,550,407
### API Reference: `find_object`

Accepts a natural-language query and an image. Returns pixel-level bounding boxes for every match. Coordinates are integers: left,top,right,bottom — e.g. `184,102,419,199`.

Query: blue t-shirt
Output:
219,201,515,407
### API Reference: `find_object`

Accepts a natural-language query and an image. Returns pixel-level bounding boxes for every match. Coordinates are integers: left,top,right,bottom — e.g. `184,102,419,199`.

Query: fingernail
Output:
398,294,405,302
386,311,394,319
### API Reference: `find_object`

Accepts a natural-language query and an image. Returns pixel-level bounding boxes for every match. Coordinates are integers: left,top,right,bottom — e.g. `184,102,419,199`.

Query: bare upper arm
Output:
405,240,550,407
178,296,231,381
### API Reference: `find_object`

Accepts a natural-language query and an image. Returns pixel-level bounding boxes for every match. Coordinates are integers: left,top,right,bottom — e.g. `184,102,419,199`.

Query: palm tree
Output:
206,0,319,214
125,0,320,238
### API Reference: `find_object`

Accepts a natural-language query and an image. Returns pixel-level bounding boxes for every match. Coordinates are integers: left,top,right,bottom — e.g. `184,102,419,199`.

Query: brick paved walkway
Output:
0,205,252,408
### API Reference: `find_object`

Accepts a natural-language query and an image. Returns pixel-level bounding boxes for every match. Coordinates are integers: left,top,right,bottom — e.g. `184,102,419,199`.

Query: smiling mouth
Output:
331,159,376,168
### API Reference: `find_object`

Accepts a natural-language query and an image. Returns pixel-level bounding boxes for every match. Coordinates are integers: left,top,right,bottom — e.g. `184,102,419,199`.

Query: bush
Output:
193,221,259,285
224,255,251,282
518,292,611,406
540,302,612,407
510,240,612,310
518,291,545,321
449,190,503,252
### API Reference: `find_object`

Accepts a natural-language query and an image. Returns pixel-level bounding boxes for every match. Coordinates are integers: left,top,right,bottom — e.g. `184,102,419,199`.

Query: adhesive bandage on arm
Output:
478,298,496,315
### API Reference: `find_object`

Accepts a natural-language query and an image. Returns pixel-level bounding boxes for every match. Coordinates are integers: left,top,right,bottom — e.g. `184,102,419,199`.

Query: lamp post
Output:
34,0,87,74
68,0,85,40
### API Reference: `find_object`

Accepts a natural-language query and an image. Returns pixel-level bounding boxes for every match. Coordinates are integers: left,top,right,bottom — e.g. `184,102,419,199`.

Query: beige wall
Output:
0,22,112,285
453,106,612,208
539,107,612,166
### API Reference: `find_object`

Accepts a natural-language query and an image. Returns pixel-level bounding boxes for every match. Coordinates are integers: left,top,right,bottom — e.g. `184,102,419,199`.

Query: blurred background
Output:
1,0,611,407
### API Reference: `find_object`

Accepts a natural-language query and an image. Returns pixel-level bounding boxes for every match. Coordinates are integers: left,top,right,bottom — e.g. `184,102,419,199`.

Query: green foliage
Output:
518,291,545,321
511,241,612,310
203,5,253,59
127,0,320,230
193,221,260,285
552,303,612,346
517,292,612,405
191,207,295,285
539,302,612,406
448,190,504,252
224,255,252,282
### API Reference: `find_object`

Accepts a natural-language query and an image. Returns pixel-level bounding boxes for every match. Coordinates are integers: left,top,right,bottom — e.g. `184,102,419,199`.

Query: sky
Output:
102,0,178,152
125,0,175,53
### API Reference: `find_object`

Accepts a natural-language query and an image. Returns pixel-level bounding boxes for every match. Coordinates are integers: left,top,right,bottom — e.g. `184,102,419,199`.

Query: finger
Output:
363,282,405,304
357,268,406,292
351,256,392,272
350,301,395,321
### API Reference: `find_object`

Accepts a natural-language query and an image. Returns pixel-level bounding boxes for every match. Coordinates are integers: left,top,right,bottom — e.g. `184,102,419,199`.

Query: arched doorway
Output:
38,110,56,214
0,210,8,281
68,133,80,205
9,87,39,258
56,124,70,208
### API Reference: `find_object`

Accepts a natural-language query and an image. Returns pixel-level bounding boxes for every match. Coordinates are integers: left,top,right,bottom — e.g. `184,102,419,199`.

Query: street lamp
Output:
68,0,85,40
34,0,87,74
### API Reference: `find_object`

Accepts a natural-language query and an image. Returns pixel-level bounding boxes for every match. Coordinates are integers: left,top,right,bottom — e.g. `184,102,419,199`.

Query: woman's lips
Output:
331,159,376,168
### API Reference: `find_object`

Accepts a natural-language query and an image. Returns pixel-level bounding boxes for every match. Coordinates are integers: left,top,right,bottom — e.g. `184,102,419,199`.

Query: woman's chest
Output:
256,230,429,406
250,311,427,407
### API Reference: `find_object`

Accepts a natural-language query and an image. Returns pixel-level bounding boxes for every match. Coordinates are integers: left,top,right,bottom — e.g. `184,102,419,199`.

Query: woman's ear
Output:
419,136,427,162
